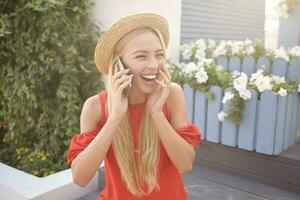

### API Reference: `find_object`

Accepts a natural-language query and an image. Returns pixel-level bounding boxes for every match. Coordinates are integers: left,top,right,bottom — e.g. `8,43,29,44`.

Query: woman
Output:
67,13,201,200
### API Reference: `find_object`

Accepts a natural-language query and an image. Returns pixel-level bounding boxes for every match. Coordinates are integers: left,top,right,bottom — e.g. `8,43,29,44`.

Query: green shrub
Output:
0,0,105,176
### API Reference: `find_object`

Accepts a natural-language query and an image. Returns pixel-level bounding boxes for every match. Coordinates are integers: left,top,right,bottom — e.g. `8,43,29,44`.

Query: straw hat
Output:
94,13,169,75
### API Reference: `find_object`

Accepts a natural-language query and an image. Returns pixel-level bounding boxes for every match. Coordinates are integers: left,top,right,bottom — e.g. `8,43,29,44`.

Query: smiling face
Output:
118,29,166,98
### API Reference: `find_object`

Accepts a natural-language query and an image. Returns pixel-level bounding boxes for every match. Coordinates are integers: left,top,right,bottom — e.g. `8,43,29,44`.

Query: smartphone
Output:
116,57,131,97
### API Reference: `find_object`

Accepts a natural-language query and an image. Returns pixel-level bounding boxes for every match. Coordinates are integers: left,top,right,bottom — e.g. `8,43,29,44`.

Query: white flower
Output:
244,39,252,46
277,2,289,18
222,91,234,104
245,46,255,55
195,67,209,84
271,75,285,84
195,49,206,60
254,76,273,92
218,111,228,122
233,72,248,92
274,47,290,61
231,41,243,55
277,87,287,97
212,41,226,57
207,39,216,49
238,88,252,100
298,84,300,92
198,58,214,67
289,46,300,57
182,62,198,74
181,44,193,60
250,69,264,83
231,71,241,79
195,39,206,49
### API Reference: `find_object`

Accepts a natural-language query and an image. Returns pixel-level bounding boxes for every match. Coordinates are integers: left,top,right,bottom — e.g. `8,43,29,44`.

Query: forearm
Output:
71,116,121,187
151,111,195,173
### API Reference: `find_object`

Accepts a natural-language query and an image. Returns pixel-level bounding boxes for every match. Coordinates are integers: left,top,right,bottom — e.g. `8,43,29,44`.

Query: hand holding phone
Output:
116,57,131,97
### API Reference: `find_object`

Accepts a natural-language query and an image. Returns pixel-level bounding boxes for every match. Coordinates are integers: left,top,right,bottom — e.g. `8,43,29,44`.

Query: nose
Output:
146,56,160,70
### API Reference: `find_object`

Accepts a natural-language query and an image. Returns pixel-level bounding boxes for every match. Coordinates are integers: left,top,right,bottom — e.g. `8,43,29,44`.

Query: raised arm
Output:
70,96,122,187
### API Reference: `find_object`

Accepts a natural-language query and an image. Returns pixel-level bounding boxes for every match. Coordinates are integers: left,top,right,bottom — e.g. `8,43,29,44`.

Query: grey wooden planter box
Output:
183,56,300,155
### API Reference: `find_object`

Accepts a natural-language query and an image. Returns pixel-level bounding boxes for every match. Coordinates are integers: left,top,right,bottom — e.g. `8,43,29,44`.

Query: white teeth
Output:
141,74,156,80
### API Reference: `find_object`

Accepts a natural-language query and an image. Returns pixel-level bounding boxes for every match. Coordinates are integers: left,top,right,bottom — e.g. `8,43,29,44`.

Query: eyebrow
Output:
131,49,164,55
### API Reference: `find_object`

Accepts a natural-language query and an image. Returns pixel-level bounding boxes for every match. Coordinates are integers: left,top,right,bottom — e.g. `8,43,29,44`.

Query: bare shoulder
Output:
80,94,102,133
167,82,184,106
167,82,189,129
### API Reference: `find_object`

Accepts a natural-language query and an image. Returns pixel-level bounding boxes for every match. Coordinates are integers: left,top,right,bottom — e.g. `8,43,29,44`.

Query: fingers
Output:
158,68,170,84
116,75,133,95
113,74,133,93
161,64,172,80
112,66,130,85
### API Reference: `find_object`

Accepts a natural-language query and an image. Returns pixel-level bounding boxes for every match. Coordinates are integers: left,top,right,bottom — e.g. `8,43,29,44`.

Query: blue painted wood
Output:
290,92,298,145
183,83,195,123
216,56,228,70
272,58,288,78
295,94,300,143
206,86,223,143
194,90,207,140
286,60,300,143
255,91,277,155
274,95,287,155
228,56,241,72
221,88,238,147
283,94,293,150
256,57,271,72
241,56,255,76
297,94,300,142
238,90,257,151
287,58,300,79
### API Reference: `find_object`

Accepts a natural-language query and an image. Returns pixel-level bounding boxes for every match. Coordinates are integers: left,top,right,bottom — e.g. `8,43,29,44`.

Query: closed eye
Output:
136,55,146,59
156,53,165,57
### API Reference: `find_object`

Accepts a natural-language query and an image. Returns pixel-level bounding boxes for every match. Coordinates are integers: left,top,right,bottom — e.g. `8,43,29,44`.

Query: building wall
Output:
181,0,265,44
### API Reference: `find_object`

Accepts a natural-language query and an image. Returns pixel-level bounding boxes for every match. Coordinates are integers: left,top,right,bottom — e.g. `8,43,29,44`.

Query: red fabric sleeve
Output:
175,123,202,149
66,128,100,165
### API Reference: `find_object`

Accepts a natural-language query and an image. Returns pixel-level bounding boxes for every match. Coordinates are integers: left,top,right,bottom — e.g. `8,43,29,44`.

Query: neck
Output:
128,88,147,104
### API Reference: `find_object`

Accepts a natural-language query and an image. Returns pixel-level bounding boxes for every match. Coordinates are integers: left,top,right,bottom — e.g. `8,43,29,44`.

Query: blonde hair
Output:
105,28,167,196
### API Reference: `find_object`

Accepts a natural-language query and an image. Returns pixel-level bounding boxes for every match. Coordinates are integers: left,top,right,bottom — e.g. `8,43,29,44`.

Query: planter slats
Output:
272,58,288,77
241,56,255,76
216,56,228,70
255,91,278,155
221,88,238,147
256,57,271,72
229,56,241,72
194,91,207,139
287,58,300,79
206,86,222,143
183,83,195,122
182,56,300,155
284,94,294,150
291,92,298,145
274,96,287,155
238,90,257,151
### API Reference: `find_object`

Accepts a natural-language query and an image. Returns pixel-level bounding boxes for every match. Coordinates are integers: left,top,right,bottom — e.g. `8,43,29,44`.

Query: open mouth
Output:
140,74,157,82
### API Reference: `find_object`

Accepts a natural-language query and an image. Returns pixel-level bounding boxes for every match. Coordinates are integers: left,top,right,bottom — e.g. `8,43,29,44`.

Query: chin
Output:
138,83,157,94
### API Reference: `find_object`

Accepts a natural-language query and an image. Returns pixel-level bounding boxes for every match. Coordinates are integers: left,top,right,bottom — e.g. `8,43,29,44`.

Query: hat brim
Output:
94,13,169,75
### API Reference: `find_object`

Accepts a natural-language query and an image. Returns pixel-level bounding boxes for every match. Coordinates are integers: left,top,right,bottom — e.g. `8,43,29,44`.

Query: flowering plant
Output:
276,0,300,19
170,39,300,123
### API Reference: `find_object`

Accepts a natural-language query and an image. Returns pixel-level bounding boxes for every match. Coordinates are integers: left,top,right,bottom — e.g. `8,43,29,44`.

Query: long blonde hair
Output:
105,28,167,196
